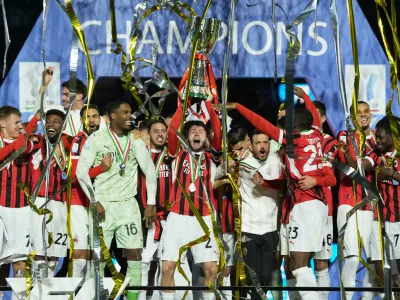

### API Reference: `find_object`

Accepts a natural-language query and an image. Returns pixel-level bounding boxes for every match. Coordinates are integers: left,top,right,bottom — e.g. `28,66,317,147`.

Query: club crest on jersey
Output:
74,234,79,244
394,160,398,168
72,143,79,154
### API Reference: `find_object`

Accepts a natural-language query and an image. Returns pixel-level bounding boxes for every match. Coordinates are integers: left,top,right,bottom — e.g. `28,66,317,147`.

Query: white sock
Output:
0,291,4,300
47,260,58,278
139,262,151,300
286,278,301,300
127,260,142,299
272,269,283,300
223,276,232,299
202,291,216,300
362,264,377,300
315,268,330,300
292,267,318,300
72,259,87,278
161,292,175,300
32,260,46,279
342,257,359,300
84,261,91,281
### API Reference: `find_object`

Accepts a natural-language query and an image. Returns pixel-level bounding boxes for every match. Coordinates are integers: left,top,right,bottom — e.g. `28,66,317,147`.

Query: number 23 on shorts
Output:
288,226,299,239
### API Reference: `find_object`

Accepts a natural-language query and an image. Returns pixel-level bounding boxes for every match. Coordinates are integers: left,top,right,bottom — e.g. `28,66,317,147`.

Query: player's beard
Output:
189,139,205,152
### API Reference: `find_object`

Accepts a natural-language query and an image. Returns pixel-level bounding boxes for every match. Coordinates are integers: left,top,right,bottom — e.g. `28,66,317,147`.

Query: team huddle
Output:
0,68,400,300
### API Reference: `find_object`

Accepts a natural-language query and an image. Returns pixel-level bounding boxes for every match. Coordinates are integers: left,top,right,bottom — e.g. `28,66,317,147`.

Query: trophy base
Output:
189,92,208,99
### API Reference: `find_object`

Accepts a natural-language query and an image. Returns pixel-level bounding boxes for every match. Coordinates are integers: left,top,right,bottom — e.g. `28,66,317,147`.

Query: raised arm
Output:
0,115,39,161
205,101,222,152
168,104,183,157
303,94,321,129
235,103,284,144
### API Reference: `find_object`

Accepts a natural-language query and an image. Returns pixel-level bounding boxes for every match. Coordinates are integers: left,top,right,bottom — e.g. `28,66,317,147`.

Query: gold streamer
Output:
25,251,36,298
227,173,247,297
176,178,210,300
66,157,74,277
64,0,95,110
99,227,126,300
18,182,54,246
375,0,400,63
124,0,195,106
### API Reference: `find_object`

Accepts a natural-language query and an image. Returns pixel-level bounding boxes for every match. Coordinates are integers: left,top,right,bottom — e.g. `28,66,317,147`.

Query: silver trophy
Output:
187,16,221,99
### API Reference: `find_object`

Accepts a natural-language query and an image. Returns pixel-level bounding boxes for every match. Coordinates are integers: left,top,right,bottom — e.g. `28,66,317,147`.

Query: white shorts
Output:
280,223,289,256
314,216,333,260
161,212,218,264
0,206,30,263
70,205,89,250
30,198,67,258
288,200,327,253
142,223,161,263
371,221,400,261
223,232,235,267
337,205,373,258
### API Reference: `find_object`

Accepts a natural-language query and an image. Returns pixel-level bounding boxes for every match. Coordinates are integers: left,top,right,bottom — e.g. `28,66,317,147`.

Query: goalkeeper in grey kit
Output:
76,101,157,300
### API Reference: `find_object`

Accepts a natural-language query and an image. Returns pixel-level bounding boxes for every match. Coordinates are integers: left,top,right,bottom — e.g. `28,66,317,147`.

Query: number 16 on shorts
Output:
125,223,138,236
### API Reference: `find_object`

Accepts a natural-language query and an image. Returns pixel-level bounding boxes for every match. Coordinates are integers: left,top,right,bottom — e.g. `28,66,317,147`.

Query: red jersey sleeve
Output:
24,117,39,136
236,104,285,144
302,94,321,129
315,166,336,187
365,150,380,169
168,105,183,157
205,101,222,152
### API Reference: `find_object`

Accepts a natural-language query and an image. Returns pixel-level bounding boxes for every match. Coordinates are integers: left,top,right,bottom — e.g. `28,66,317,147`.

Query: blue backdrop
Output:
0,0,398,134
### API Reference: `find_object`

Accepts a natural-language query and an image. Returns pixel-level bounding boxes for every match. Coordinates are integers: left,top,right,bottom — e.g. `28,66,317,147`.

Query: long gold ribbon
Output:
176,178,210,300
124,0,195,106
66,156,74,277
63,0,95,110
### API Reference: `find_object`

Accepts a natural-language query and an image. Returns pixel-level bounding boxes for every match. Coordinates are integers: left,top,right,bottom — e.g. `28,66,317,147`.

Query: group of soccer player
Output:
0,66,400,300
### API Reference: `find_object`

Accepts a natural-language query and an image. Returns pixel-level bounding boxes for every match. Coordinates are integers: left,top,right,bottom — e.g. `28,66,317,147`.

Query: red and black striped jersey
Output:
71,131,89,206
213,187,234,233
366,150,400,222
337,130,376,209
170,150,217,216
70,131,104,206
280,193,293,225
30,134,71,202
137,148,172,212
235,104,336,204
137,147,172,241
0,138,34,208
321,133,339,216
